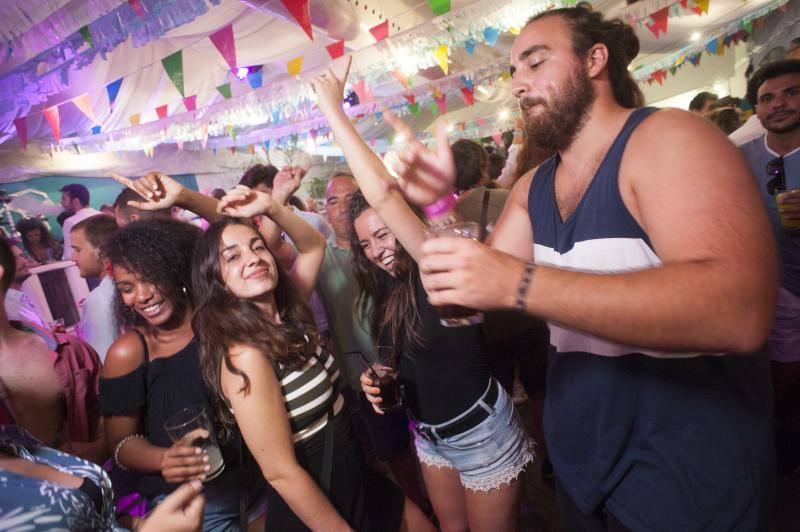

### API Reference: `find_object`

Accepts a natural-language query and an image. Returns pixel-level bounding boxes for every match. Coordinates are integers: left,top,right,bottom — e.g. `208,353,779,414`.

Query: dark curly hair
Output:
452,139,489,193
191,218,319,437
15,218,57,256
347,191,421,354
102,218,200,334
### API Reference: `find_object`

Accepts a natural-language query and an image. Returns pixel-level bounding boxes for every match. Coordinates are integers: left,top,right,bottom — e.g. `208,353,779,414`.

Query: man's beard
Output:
764,113,800,135
520,67,595,152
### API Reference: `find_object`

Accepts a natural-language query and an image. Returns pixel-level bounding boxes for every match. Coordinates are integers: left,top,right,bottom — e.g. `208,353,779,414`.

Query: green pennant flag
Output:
162,51,185,97
216,83,232,100
80,26,93,47
409,102,420,116
427,0,451,15
743,20,753,35
669,66,678,76
429,102,438,116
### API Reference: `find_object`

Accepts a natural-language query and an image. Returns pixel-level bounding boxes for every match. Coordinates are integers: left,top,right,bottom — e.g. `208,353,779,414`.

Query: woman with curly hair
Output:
313,58,534,531
192,186,432,531
15,218,62,263
98,218,249,531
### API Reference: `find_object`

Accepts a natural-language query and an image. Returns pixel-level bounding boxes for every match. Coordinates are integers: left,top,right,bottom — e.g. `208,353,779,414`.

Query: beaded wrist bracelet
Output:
114,433,145,471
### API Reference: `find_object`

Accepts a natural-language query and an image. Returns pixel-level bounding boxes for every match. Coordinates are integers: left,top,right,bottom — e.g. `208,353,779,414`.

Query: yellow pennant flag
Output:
433,45,448,75
287,56,304,77
129,113,141,126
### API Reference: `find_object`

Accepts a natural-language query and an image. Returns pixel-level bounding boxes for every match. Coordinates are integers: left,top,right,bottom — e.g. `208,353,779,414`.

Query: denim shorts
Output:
413,379,535,492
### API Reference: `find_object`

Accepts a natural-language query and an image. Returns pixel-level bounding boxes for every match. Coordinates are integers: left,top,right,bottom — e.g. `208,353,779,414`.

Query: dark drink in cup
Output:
372,365,402,412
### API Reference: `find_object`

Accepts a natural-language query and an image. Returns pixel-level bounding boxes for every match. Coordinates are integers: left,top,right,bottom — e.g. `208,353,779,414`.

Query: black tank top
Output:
381,269,489,425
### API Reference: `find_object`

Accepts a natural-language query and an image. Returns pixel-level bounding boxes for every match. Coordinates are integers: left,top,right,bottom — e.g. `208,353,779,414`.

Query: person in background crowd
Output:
100,218,252,531
314,57,534,532
15,217,62,263
59,184,102,261
0,237,106,465
315,173,431,513
100,203,115,216
739,59,800,472
486,150,507,182
192,188,432,531
70,215,119,362
0,424,206,532
2,239,46,328
113,186,173,227
688,90,718,114
708,106,743,134
386,7,776,530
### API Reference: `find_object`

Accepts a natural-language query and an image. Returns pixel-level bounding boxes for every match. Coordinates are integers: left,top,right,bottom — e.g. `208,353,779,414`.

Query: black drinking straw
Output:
344,351,381,383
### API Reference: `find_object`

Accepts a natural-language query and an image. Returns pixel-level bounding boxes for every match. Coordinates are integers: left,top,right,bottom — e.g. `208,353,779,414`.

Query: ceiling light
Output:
499,109,510,120
690,32,702,42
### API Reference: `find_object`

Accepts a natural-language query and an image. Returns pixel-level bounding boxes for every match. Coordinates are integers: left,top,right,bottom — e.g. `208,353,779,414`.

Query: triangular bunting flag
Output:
353,80,367,103
287,56,304,77
392,69,410,89
688,52,702,66
477,117,486,126
434,94,447,114
129,0,145,19
156,105,168,119
217,83,232,99
705,38,718,55
409,102,420,116
130,113,141,126
404,94,415,105
72,94,98,123
231,147,237,156
427,0,451,15
91,125,101,135
434,45,449,75
281,0,313,40
184,95,197,112
369,20,389,42
79,26,93,47
326,41,344,59
645,7,669,38
248,144,255,154
483,27,500,46
492,132,503,147
716,37,725,56
460,87,475,106
692,0,710,16
460,76,473,91
13,117,27,150
248,70,263,89
429,103,439,116
43,106,60,142
465,40,476,55
679,0,688,8
652,69,666,85
106,78,123,108
209,25,237,70
162,51,185,97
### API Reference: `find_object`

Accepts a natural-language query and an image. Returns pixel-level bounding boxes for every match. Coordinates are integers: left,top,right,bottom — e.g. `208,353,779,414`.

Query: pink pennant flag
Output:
326,41,344,59
477,117,486,126
72,94,98,123
13,117,27,150
156,104,168,119
460,87,475,106
281,0,313,40
434,94,447,114
128,0,145,19
183,95,197,112
492,132,503,147
209,25,237,70
353,80,368,103
369,20,389,42
43,106,60,142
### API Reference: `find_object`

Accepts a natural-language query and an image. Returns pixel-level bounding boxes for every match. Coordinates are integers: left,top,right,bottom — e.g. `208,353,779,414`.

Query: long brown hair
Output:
191,218,319,437
347,192,422,354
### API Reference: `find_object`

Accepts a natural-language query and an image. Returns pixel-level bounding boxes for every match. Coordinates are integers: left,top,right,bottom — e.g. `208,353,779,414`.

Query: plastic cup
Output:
424,221,485,327
777,188,800,230
357,346,402,413
163,405,224,482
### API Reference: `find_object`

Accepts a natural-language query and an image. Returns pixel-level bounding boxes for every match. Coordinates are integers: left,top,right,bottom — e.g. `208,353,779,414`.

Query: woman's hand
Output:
160,443,209,484
139,481,205,532
359,371,384,415
217,185,278,219
112,171,184,211
311,56,352,117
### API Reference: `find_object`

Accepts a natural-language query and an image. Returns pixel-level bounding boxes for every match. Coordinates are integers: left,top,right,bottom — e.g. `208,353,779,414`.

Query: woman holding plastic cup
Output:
313,57,534,532
99,219,249,531
191,187,432,531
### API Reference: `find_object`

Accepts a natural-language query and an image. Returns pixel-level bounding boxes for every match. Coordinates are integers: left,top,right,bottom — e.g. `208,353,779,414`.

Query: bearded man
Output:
387,7,777,531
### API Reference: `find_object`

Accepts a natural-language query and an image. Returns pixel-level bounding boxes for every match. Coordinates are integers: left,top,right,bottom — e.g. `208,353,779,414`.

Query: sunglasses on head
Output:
766,157,785,196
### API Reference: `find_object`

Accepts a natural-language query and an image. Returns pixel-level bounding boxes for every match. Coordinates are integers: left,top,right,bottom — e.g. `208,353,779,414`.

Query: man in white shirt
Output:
70,215,118,362
59,184,102,260
2,240,46,328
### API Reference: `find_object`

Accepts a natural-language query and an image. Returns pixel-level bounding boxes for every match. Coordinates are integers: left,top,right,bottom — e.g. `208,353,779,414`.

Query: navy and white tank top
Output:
528,108,773,531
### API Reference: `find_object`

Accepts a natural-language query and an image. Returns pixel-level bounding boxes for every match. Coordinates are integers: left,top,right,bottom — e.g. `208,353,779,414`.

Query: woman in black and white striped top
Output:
191,185,433,532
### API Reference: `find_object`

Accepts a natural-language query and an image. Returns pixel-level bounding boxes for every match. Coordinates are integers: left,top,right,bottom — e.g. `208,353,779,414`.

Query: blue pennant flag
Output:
465,40,476,55
91,125,101,135
483,27,500,46
247,71,263,90
106,78,123,108
460,75,473,91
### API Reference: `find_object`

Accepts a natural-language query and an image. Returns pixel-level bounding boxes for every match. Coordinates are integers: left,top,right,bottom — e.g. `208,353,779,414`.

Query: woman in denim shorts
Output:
312,58,534,532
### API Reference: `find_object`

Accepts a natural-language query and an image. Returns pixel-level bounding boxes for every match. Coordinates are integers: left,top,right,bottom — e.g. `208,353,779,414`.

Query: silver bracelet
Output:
516,261,536,311
114,433,144,471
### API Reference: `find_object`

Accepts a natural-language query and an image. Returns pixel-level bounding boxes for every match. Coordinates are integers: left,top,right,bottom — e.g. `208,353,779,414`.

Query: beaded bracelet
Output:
114,433,145,471
516,261,536,311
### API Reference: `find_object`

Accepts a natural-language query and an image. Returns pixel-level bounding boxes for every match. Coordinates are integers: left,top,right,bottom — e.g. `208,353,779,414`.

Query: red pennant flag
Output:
369,20,389,42
43,106,60,142
13,117,27,150
281,0,313,40
460,87,475,106
645,7,669,38
403,94,415,105
209,25,237,70
156,104,168,119
652,69,667,85
326,40,344,59
183,95,197,112
128,0,145,19
679,0,688,7
392,69,410,89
